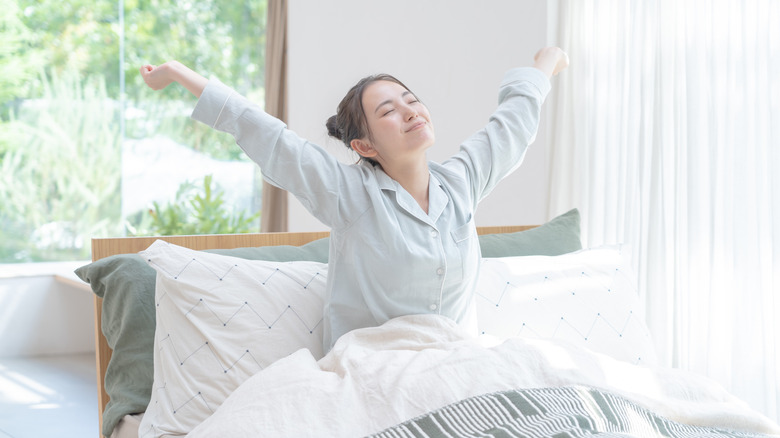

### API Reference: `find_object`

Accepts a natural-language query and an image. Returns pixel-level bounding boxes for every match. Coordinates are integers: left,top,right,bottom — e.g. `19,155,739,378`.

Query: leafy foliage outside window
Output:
0,69,122,262
0,0,267,262
128,175,260,236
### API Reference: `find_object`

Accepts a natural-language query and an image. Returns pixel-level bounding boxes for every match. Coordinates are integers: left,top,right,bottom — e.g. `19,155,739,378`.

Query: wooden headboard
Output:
91,225,535,435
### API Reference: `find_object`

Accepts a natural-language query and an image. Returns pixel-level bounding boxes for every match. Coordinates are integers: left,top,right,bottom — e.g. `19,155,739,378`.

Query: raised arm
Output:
140,61,208,98
139,61,370,229
442,47,568,207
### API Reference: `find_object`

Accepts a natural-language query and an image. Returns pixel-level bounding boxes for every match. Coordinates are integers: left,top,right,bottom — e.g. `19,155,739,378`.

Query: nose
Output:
403,103,418,121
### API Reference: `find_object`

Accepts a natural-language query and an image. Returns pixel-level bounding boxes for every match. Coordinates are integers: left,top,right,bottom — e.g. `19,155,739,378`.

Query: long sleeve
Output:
442,67,551,209
190,79,371,229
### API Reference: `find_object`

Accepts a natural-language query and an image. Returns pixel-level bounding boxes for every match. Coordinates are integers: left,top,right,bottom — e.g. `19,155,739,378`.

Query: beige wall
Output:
287,0,552,230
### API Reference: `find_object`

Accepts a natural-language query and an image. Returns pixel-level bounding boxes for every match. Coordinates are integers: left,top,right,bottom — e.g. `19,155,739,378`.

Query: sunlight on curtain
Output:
549,0,779,422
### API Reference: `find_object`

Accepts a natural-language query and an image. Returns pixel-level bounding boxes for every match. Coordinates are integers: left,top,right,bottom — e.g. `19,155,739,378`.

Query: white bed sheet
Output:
185,315,780,437
110,413,144,438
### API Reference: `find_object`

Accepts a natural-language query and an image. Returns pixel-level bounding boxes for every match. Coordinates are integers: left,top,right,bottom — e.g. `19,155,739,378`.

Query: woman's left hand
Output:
533,47,570,77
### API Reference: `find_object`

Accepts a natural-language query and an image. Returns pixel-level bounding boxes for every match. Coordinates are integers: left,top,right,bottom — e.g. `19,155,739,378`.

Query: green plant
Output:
0,0,44,120
0,68,122,262
129,174,260,236
14,0,267,103
0,0,267,262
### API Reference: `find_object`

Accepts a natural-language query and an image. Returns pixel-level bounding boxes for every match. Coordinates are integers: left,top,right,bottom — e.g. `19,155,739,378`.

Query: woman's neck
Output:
383,158,431,214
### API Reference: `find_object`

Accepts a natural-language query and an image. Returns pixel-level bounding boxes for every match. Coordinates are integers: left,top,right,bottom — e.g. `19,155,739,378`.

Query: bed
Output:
76,209,780,438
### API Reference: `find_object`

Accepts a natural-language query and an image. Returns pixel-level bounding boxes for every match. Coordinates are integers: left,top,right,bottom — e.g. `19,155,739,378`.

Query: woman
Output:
140,47,569,351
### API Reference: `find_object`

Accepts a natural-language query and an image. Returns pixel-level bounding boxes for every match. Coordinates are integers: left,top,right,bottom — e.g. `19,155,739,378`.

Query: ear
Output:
350,138,378,159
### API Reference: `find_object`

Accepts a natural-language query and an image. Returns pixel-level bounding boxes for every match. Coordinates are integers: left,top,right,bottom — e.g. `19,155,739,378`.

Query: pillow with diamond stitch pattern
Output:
475,244,658,366
137,240,328,438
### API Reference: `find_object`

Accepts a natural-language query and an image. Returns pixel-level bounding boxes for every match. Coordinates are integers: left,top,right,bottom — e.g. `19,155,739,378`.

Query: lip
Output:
405,121,426,133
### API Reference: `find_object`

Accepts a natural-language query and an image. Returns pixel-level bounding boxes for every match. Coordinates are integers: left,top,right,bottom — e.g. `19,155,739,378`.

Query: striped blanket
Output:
369,386,772,438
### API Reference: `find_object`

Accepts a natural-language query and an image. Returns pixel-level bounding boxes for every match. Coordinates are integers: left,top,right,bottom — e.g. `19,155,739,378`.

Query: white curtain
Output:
549,0,780,422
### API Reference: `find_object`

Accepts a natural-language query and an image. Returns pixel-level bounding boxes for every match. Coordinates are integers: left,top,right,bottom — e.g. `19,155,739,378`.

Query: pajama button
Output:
429,304,438,311
436,267,445,275
430,230,439,238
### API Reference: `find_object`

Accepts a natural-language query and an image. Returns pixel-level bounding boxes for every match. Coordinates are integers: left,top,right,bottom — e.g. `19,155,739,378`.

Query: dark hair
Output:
326,73,414,165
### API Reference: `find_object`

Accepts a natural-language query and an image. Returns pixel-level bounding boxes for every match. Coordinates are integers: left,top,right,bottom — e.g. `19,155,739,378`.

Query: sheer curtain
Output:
261,0,289,232
548,0,779,421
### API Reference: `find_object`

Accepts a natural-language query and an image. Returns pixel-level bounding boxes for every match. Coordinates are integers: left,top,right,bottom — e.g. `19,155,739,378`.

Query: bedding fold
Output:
186,315,780,438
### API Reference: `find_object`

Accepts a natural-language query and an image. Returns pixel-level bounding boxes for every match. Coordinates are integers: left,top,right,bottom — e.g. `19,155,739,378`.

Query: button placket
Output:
430,224,445,316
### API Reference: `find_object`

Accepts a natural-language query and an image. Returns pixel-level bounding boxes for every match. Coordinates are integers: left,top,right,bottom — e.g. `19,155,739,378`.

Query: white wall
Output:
0,267,94,358
287,0,552,231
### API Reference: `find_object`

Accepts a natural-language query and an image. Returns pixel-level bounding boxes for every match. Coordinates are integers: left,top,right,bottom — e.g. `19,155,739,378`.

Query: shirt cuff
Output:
191,78,234,127
500,67,552,100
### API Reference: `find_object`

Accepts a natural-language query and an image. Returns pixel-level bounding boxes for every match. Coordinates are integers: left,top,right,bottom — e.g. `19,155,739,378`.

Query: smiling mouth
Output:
406,121,426,133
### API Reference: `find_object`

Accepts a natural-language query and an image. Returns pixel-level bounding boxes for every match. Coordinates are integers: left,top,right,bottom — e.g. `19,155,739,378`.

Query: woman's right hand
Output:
140,62,176,90
139,61,208,98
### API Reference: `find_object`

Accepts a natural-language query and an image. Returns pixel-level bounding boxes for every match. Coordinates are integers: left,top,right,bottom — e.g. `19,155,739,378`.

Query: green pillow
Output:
75,254,155,438
479,208,581,257
205,235,329,262
76,209,579,437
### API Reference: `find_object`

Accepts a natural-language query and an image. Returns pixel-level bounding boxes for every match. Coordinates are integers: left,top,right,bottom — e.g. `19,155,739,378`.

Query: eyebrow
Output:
374,91,413,114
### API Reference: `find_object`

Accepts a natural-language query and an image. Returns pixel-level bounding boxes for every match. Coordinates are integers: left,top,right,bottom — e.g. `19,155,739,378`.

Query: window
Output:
0,0,267,262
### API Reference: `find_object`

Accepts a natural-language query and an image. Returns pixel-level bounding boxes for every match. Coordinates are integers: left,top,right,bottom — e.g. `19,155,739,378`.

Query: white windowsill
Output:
0,261,92,292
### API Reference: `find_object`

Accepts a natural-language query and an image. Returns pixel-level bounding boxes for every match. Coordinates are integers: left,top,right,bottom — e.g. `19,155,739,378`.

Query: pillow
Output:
74,208,581,437
478,208,581,257
204,235,329,262
137,240,328,437
475,245,658,366
73,236,330,437
74,254,156,437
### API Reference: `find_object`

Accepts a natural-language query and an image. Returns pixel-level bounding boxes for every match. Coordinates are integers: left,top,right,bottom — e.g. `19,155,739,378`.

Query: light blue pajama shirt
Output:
191,67,551,351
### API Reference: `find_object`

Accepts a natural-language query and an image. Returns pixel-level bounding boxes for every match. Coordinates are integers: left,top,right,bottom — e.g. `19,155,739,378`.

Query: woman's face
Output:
357,80,435,165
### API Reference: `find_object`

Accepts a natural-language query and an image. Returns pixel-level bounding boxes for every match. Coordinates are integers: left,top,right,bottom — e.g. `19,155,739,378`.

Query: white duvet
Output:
186,315,780,437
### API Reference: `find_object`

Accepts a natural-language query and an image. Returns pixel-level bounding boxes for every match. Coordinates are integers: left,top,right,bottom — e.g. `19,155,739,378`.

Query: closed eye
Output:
374,91,419,115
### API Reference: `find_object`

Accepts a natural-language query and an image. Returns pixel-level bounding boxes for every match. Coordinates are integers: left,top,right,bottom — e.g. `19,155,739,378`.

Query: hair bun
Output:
326,115,342,140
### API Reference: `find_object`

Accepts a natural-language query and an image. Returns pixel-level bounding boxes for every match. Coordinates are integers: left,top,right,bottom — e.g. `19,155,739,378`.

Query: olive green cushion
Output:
479,208,581,257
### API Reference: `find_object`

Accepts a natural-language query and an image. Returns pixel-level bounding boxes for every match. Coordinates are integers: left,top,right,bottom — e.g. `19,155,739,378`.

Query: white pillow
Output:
475,245,658,366
137,240,328,438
